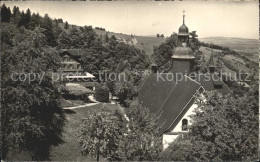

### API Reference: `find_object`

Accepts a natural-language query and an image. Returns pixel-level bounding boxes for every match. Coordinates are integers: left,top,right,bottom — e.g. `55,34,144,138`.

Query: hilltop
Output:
59,22,165,56
94,29,166,56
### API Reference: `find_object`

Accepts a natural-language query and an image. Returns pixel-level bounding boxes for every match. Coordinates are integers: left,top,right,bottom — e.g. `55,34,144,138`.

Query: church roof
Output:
138,73,202,134
137,72,232,134
194,73,232,95
171,46,195,59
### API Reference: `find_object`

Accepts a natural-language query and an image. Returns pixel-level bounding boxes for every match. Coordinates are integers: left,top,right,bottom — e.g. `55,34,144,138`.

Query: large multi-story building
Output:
58,49,96,90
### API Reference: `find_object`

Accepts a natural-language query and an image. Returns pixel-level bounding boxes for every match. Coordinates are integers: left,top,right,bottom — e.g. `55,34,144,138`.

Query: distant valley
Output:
199,37,259,63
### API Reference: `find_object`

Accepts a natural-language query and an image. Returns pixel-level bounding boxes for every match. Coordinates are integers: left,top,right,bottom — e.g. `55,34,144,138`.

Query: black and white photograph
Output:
0,0,259,161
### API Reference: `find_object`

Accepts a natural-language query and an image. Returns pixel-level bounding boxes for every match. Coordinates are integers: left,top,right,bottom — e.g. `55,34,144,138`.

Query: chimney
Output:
209,53,216,73
151,61,158,73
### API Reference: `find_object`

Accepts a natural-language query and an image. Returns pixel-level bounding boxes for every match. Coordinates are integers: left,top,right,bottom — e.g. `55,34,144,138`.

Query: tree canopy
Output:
1,23,66,160
163,89,258,161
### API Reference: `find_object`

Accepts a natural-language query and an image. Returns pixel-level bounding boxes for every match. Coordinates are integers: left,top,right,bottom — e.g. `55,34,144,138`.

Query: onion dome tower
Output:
178,11,190,44
171,11,195,75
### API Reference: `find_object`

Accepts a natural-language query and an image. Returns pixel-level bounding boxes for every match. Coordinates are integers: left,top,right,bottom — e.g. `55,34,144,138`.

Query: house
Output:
58,49,96,91
137,12,232,150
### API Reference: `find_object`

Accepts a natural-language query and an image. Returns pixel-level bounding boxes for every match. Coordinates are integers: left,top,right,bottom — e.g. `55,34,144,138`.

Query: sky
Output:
4,1,259,39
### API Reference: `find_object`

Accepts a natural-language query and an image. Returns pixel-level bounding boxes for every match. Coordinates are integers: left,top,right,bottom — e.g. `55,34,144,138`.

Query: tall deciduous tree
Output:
1,24,65,160
152,33,178,72
77,109,126,161
117,103,162,161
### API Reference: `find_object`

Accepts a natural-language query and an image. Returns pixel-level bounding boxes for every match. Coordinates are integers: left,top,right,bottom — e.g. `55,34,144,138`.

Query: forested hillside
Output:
1,4,149,160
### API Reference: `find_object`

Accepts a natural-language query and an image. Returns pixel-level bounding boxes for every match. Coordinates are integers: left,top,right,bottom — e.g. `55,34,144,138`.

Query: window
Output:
63,56,68,62
182,119,188,131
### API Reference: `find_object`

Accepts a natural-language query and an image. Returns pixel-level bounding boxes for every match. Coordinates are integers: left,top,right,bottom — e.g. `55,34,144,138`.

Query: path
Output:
63,103,99,110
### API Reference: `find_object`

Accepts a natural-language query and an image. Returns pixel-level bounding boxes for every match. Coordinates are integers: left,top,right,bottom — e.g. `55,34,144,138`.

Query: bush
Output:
94,84,109,102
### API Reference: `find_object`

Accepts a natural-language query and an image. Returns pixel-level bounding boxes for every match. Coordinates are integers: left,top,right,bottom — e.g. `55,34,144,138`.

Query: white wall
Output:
162,96,203,150
171,102,198,133
163,134,179,150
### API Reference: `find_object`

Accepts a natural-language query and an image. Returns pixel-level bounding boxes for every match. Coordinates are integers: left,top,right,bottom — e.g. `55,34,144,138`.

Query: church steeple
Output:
183,10,186,24
178,10,189,44
171,11,195,75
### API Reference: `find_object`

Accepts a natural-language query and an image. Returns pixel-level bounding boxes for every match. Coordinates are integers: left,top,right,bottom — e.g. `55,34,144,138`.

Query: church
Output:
137,12,232,149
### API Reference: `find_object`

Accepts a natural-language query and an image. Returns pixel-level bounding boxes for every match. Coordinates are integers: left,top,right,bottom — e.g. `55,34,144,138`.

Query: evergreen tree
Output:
29,13,41,30
18,11,26,27
1,4,11,22
24,8,31,28
12,6,21,25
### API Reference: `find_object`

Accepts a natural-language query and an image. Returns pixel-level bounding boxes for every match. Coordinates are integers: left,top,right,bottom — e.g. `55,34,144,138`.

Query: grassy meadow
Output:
50,103,125,161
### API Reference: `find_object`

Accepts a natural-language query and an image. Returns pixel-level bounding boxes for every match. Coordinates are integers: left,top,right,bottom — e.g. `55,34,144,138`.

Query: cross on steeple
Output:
182,10,186,24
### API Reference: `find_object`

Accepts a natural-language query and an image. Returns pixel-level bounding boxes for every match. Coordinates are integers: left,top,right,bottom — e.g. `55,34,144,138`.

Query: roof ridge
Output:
184,75,201,86
137,73,152,92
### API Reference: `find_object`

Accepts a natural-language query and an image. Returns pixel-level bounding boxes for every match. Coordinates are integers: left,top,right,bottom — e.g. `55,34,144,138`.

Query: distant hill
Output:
94,29,165,56
58,22,165,56
199,37,259,63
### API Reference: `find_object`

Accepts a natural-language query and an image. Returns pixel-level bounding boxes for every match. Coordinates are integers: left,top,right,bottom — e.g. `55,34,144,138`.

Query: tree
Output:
24,9,31,28
64,21,69,29
189,31,198,42
164,90,258,161
104,32,109,43
29,13,41,30
12,6,21,25
161,34,164,38
1,4,11,22
1,24,65,160
114,69,137,107
18,11,26,27
57,18,63,23
94,84,110,102
77,109,126,161
117,102,162,161
41,14,57,46
152,33,178,72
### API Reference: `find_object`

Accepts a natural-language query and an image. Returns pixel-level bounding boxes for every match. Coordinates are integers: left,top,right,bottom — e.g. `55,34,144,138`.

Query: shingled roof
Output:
138,72,232,134
138,73,202,134
194,73,232,95
60,49,84,57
